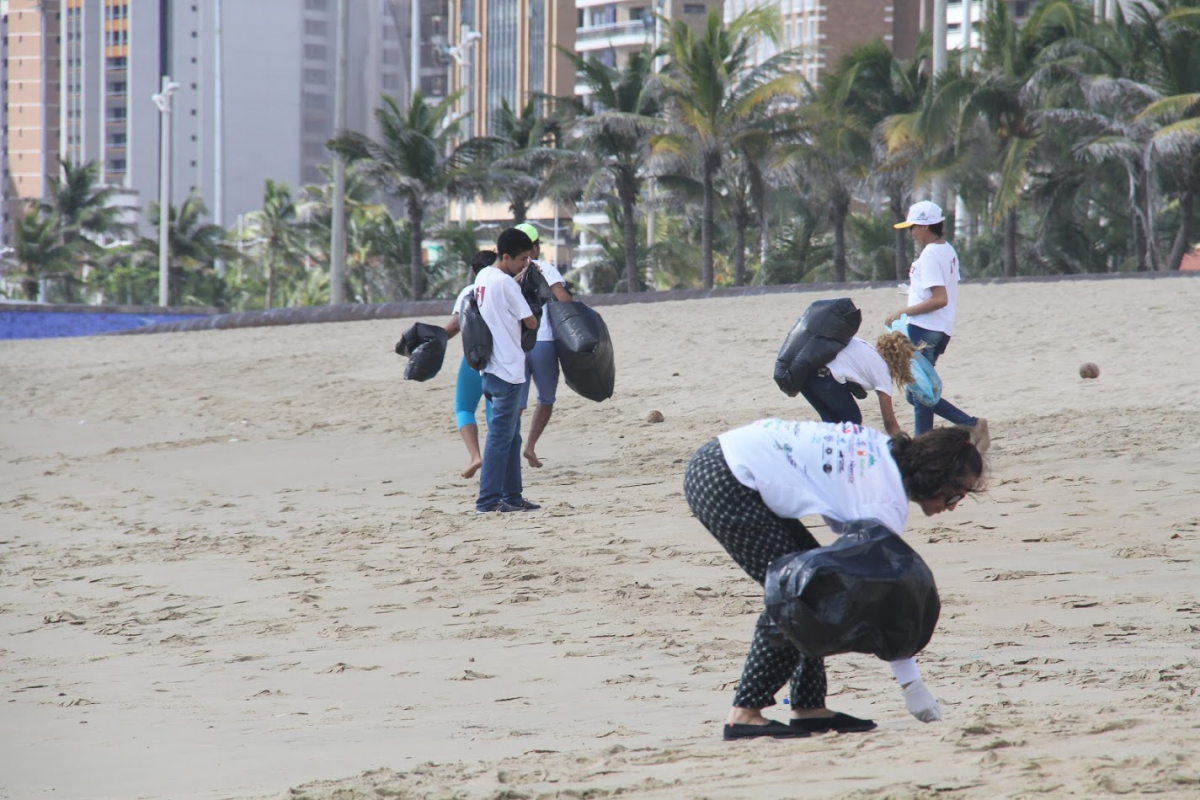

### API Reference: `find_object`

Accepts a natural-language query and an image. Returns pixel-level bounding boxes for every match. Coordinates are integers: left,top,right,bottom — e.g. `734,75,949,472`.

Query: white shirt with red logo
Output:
473,266,532,385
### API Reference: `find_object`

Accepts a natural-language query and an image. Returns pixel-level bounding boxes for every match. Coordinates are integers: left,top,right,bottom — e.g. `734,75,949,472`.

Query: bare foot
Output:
462,458,482,479
523,449,543,468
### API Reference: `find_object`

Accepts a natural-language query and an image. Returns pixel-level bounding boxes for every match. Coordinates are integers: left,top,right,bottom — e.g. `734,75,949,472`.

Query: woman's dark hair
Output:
470,250,497,275
889,426,985,501
928,221,945,237
497,227,534,259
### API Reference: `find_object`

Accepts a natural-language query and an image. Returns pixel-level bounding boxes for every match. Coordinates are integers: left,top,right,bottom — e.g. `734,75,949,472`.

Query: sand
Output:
2,277,1199,799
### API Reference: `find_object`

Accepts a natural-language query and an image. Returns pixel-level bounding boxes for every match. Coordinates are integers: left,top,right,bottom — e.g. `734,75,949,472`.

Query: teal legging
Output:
455,357,491,429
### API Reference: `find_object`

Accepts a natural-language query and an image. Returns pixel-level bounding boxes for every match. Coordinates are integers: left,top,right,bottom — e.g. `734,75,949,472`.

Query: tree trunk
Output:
21,276,38,301
409,198,426,300
1003,207,1018,278
1167,190,1193,271
512,198,527,225
266,258,276,309
733,212,747,287
892,193,907,281
758,202,769,268
831,187,849,283
618,177,641,292
702,163,715,290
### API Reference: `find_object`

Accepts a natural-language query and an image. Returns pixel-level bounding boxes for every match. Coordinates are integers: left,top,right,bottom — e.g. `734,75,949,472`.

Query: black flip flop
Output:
723,720,812,740
790,712,877,733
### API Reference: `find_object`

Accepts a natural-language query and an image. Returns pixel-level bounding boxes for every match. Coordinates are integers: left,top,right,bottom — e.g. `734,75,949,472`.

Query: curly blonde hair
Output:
875,331,920,388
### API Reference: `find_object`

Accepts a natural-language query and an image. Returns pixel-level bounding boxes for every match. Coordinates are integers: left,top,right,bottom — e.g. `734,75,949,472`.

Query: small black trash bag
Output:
460,292,493,371
763,523,940,662
519,267,549,352
774,298,862,397
547,301,615,402
395,322,449,382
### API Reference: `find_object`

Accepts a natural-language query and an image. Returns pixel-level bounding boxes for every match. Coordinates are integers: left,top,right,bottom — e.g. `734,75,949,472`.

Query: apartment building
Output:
2,0,60,238
574,1,722,92
3,0,451,241
447,0,575,139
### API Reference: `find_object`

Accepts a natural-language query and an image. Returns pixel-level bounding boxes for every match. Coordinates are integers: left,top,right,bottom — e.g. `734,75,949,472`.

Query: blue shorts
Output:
455,357,528,428
525,340,560,406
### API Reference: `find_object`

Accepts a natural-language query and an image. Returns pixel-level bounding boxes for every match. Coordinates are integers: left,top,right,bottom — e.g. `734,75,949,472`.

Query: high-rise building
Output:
2,0,61,237
574,1,722,93
448,1,575,138
2,0,454,242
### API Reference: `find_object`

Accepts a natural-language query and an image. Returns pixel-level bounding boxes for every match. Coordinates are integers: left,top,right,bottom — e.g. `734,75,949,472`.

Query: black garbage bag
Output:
547,301,615,402
395,322,449,382
518,267,549,353
774,298,862,397
763,523,940,662
460,292,493,371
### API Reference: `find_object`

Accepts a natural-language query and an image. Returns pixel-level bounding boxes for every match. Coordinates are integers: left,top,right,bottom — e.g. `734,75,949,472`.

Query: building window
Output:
305,0,328,8
304,69,327,84
684,3,706,13
106,107,127,121
109,159,126,172
304,44,327,59
305,20,328,36
109,81,127,95
107,56,127,69
108,132,127,147
303,92,327,110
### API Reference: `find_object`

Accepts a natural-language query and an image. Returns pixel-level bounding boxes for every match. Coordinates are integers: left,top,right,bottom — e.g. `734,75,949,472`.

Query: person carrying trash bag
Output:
797,331,922,438
682,418,985,740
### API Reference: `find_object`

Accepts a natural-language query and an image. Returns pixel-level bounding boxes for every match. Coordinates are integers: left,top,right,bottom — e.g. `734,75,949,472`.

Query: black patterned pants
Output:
683,438,827,710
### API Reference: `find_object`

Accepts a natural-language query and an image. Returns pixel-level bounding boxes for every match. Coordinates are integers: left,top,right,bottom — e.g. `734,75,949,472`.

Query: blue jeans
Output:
477,372,525,510
800,370,862,425
906,323,978,435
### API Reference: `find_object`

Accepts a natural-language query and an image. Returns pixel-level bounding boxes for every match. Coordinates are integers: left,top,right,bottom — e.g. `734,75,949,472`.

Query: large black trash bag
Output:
460,292,493,371
395,322,449,382
774,298,862,397
763,523,940,662
547,301,615,402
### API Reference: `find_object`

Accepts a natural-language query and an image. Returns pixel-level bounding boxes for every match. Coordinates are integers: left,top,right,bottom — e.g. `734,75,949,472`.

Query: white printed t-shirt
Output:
826,338,893,396
907,241,959,335
716,418,921,685
473,266,532,385
532,259,566,342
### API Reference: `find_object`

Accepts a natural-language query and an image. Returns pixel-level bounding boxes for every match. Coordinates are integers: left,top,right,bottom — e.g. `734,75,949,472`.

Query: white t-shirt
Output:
907,241,959,335
826,338,893,396
715,418,920,686
473,266,532,385
717,419,908,536
532,259,566,342
452,282,474,315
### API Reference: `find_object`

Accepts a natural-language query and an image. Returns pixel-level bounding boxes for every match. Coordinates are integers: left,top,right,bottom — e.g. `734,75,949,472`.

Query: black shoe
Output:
476,501,522,514
790,712,877,733
509,498,541,511
723,720,811,740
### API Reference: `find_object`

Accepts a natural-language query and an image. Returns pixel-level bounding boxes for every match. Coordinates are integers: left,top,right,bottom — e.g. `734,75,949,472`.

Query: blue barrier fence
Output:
1,304,218,340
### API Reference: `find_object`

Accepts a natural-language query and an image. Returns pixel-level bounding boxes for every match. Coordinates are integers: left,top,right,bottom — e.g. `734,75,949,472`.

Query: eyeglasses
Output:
944,493,964,507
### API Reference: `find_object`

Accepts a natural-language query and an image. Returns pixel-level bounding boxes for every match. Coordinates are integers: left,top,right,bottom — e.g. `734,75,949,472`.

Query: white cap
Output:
894,200,944,229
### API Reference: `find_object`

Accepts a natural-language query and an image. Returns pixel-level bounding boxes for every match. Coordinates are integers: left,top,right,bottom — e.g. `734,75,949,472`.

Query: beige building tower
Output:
2,0,61,234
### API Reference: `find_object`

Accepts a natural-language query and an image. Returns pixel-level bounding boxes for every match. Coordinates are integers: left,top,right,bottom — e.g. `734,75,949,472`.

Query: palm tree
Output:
42,159,133,301
138,191,237,306
243,179,303,308
2,207,76,301
656,7,801,289
491,98,563,224
327,90,492,300
557,48,663,292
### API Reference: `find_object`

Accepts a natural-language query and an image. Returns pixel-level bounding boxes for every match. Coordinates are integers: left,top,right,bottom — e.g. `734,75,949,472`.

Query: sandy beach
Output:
2,276,1199,799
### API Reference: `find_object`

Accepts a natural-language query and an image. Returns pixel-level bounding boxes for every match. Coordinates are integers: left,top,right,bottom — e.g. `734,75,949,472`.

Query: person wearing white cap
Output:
886,201,990,451
513,222,573,468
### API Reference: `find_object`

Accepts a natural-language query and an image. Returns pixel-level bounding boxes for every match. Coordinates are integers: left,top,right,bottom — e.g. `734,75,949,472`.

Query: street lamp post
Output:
152,76,180,308
445,27,481,225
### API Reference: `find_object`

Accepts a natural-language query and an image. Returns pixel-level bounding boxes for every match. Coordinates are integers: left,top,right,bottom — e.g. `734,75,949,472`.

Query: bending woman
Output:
799,331,918,437
683,419,985,739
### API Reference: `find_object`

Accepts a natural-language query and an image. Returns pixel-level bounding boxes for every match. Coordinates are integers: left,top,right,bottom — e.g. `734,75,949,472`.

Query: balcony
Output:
576,20,654,52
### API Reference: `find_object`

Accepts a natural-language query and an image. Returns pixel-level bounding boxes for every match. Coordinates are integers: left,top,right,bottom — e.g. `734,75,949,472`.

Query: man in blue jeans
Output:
887,201,990,451
474,227,541,513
